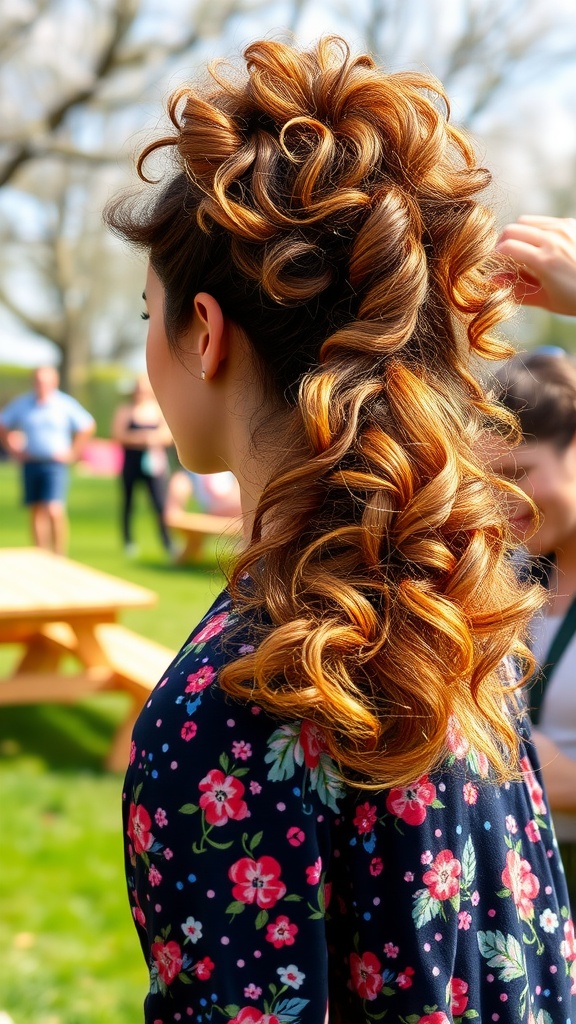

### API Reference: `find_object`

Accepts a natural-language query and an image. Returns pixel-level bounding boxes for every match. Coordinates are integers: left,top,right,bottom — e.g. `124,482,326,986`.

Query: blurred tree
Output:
0,0,574,390
0,0,262,390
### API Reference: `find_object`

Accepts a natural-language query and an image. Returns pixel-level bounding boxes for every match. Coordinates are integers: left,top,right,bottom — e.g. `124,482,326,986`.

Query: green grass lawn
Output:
0,461,227,1024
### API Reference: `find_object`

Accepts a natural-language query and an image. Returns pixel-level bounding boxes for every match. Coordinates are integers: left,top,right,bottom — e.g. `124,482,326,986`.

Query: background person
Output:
107,40,575,1022
111,373,174,556
0,365,95,555
494,214,576,908
164,468,242,519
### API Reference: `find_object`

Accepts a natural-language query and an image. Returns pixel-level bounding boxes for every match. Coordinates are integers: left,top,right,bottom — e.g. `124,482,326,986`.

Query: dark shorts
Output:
23,461,68,505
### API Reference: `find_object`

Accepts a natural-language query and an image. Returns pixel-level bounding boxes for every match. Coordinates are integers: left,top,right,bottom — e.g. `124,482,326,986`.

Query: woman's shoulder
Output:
127,589,348,818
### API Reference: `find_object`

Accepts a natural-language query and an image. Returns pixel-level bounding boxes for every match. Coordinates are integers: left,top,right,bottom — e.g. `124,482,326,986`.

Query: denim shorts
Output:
23,460,69,505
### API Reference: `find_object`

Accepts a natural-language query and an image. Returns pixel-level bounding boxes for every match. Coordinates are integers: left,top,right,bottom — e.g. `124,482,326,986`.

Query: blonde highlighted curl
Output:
108,37,541,788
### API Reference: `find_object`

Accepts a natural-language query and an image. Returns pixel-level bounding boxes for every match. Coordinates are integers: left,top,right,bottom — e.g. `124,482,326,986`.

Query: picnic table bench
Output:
164,507,242,563
0,548,174,770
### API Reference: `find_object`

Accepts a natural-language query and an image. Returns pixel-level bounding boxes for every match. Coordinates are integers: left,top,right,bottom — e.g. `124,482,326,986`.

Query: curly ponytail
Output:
105,36,541,788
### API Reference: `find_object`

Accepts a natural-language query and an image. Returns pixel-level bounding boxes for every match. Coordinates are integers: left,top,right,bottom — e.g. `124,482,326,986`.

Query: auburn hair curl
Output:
106,36,541,788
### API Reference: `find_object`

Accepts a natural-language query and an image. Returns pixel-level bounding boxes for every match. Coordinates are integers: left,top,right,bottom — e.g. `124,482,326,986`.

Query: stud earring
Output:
201,369,206,380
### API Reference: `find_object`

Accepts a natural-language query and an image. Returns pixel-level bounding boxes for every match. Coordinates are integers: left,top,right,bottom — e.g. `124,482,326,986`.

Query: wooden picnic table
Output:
0,547,175,770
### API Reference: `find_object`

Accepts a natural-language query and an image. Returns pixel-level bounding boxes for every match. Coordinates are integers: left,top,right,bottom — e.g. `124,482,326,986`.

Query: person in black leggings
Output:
112,375,174,554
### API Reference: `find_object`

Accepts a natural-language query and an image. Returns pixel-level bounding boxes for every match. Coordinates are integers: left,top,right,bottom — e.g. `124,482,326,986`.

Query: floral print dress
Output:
123,590,576,1024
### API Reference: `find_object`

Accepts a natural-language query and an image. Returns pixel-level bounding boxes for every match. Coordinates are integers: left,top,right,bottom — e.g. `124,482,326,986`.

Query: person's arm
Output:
68,422,96,462
496,214,576,314
531,728,576,812
0,420,26,460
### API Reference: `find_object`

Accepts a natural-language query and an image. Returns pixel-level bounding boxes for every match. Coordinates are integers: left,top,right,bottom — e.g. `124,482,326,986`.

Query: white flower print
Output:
181,916,203,943
277,964,305,988
539,908,559,934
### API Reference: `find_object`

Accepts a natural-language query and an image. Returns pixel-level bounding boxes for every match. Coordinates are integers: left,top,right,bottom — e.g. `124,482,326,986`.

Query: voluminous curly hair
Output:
106,36,541,788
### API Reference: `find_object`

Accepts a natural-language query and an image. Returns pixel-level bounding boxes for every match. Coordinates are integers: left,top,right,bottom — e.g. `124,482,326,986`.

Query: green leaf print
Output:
477,930,525,982
309,755,345,812
461,835,476,889
412,887,442,929
535,1010,555,1024
226,900,246,918
179,803,198,814
255,909,269,930
264,723,300,782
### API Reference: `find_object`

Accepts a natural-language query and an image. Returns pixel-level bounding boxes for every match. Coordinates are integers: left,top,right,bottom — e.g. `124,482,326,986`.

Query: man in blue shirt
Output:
0,366,95,555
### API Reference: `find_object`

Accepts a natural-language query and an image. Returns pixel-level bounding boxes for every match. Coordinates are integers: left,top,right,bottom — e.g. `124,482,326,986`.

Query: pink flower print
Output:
181,721,197,742
457,910,472,930
198,768,249,827
477,750,489,777
193,955,214,980
520,756,547,816
397,965,415,989
501,849,540,921
306,857,322,884
462,782,478,805
370,856,383,876
287,827,305,846
560,918,576,961
404,871,414,882
451,977,469,1015
350,951,383,1001
154,808,168,827
506,815,518,834
232,740,252,760
471,890,480,906
231,1009,281,1024
129,740,136,765
163,848,173,860
569,959,576,995
353,802,378,835
266,914,298,948
525,819,541,843
151,940,183,985
386,776,436,826
229,855,287,909
421,850,433,865
418,1015,450,1024
148,864,162,887
446,714,469,758
127,802,154,855
298,721,326,768
131,893,146,928
191,612,230,645
383,942,398,958
423,849,462,901
185,664,215,693
249,780,262,795
244,983,263,999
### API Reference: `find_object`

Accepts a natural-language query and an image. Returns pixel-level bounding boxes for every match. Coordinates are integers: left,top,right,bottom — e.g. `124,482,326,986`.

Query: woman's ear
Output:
194,292,227,380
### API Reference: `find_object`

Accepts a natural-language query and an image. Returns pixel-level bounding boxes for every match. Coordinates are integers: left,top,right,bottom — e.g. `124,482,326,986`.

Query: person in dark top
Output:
112,374,174,555
105,37,576,1022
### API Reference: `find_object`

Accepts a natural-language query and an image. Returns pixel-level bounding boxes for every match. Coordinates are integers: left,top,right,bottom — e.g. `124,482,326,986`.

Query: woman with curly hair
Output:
108,38,576,1023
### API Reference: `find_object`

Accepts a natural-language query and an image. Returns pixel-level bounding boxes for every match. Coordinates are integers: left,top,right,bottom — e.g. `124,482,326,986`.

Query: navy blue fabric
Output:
123,589,576,1024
